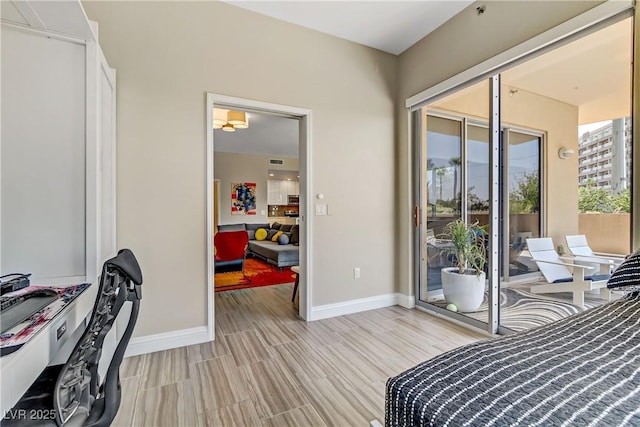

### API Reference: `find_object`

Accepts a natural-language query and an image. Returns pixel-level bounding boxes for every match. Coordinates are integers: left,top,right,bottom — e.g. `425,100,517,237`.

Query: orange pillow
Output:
272,231,284,242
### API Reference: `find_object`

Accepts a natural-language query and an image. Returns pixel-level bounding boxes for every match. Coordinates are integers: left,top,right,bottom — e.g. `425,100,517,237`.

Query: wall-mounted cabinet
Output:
267,179,299,205
1,0,116,284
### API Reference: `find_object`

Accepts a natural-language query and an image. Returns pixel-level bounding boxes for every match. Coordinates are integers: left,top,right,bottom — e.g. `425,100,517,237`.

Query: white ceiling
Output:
222,0,473,55
503,18,632,124
214,110,299,157
216,7,631,157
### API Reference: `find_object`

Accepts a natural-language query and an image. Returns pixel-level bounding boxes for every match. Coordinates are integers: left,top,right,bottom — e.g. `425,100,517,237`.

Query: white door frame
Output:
205,93,313,341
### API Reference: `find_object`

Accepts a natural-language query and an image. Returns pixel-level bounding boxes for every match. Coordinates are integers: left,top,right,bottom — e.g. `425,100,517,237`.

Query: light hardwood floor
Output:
114,284,486,426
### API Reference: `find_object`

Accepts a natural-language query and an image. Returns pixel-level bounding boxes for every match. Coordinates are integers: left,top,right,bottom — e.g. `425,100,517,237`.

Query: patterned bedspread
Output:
386,292,640,426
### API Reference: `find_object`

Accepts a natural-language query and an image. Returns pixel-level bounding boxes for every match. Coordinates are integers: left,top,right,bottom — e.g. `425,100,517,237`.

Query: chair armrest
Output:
534,259,594,270
592,252,626,261
560,255,617,264
572,255,622,265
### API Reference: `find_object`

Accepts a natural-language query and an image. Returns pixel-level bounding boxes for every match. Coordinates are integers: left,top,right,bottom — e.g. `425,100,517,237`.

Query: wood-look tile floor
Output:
113,284,486,426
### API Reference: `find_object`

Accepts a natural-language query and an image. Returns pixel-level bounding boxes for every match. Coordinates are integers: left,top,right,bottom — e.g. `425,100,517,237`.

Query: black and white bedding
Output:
386,292,640,426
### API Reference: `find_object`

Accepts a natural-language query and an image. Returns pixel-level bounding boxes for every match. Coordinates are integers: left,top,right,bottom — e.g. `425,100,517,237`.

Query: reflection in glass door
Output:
503,131,542,280
421,115,462,300
467,125,490,240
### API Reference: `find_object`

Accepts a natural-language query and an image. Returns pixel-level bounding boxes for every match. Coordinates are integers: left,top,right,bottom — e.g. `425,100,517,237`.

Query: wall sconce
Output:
558,147,575,159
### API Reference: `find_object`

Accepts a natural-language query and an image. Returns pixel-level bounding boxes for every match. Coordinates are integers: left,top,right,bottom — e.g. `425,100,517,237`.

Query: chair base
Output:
530,280,610,307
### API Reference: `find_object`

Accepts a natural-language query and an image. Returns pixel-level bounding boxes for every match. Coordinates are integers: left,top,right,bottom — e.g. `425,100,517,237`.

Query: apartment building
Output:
578,117,632,192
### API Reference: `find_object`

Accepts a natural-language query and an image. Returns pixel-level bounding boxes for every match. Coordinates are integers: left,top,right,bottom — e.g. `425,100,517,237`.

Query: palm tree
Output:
436,167,447,201
449,157,461,202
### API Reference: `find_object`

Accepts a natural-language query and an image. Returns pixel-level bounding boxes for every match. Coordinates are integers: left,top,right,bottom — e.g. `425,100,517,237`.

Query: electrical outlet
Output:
353,267,360,279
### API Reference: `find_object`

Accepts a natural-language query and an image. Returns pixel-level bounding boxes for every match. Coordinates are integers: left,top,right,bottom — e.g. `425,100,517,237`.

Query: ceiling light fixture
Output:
213,108,249,131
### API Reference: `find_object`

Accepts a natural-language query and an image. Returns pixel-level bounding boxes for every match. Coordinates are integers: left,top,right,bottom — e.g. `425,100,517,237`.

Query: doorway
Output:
206,93,312,341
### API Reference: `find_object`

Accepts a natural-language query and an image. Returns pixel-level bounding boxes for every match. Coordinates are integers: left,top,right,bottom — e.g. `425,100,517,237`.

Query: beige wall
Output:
83,1,397,336
214,152,297,226
396,1,604,297
432,84,580,246
579,213,631,254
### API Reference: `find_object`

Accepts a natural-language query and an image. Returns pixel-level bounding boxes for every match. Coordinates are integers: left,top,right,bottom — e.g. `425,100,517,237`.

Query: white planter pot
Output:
441,267,486,312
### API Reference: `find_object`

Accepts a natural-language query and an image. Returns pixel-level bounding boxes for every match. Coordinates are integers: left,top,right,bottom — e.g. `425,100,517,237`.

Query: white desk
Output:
0,283,97,416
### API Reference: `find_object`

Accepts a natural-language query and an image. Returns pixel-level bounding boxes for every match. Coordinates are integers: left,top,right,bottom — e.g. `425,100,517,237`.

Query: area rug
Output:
214,258,295,292
430,282,619,332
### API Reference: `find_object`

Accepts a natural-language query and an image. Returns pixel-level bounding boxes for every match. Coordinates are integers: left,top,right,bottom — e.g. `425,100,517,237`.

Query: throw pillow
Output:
266,229,279,241
290,225,299,246
272,231,284,242
271,222,282,230
607,249,640,289
277,233,290,245
255,228,268,241
280,224,293,232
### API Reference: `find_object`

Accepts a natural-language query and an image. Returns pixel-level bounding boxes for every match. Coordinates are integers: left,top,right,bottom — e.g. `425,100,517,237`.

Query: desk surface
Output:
0,282,96,416
1,283,90,355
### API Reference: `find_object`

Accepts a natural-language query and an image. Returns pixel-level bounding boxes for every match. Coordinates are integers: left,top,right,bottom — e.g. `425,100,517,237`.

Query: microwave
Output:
287,195,299,205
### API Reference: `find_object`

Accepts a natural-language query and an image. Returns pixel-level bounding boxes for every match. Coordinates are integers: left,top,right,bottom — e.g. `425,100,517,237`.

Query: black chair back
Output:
54,249,142,427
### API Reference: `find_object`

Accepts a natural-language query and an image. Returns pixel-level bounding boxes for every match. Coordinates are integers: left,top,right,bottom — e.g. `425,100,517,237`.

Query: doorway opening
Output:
206,93,312,341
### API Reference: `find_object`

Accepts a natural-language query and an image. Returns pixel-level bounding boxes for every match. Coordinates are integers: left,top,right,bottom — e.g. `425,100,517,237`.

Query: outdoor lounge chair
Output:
565,234,625,273
526,237,611,307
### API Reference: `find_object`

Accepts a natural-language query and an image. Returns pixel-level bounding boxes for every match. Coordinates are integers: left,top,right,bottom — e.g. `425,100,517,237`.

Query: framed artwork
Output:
231,182,256,215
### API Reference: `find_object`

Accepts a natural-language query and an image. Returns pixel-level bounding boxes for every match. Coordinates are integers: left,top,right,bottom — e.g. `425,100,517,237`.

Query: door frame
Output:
205,93,313,341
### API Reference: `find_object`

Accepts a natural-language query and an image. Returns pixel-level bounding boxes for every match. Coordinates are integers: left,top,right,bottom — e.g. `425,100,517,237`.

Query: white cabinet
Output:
268,180,300,205
267,180,283,205
282,181,295,198
1,1,116,284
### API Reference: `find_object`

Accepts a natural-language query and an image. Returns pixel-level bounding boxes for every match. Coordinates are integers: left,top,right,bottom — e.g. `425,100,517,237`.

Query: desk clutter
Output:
2,249,143,426
0,283,90,356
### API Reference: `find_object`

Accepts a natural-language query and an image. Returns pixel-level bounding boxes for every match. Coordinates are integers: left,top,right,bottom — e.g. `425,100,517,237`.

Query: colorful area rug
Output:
214,258,295,292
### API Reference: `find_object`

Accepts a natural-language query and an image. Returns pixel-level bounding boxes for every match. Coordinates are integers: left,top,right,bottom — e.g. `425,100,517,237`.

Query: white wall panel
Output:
1,28,86,280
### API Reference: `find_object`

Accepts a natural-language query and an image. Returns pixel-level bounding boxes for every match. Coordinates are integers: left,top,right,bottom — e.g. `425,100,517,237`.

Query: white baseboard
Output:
125,326,210,357
310,292,413,321
396,293,415,309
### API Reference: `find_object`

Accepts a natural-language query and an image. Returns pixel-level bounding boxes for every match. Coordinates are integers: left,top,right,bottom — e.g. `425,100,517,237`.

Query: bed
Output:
386,289,640,426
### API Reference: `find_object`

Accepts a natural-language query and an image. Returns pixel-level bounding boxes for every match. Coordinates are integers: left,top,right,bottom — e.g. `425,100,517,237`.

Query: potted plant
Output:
440,219,487,312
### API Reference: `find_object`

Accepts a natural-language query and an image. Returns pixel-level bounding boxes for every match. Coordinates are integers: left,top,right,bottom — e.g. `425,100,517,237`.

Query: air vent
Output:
269,159,284,165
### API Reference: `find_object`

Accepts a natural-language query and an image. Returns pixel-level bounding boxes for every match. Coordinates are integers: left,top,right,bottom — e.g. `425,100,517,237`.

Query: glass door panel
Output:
467,125,490,232
506,130,541,278
422,115,462,299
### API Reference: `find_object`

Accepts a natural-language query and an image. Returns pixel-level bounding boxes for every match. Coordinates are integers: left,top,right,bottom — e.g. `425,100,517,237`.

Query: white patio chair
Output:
565,234,625,274
526,237,611,307
426,229,453,268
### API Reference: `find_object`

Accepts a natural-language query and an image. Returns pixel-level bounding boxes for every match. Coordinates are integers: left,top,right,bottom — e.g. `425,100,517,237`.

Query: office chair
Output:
3,249,143,426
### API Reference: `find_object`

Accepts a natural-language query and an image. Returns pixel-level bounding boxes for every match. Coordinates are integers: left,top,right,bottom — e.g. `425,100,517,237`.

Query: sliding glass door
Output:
413,9,634,335
419,106,543,325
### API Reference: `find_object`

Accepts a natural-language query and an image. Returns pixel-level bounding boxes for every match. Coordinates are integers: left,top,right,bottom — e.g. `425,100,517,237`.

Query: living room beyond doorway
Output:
207,94,311,335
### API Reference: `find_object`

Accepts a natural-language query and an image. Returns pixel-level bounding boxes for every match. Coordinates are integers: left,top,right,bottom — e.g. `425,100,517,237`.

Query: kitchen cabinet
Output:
267,180,283,205
267,179,299,205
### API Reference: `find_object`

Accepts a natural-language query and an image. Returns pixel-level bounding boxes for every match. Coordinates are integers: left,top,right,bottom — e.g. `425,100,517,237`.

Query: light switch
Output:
315,204,327,216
